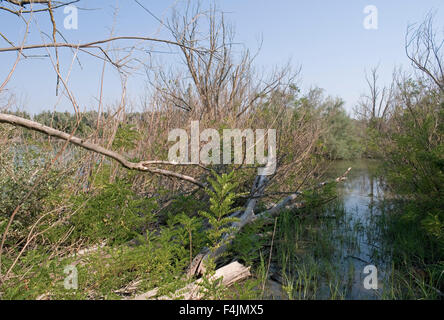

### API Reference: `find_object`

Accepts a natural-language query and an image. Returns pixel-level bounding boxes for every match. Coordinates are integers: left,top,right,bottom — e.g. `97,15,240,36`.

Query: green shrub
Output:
67,177,157,245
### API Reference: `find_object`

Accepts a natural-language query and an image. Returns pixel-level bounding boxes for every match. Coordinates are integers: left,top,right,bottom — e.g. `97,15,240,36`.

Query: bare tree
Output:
406,12,444,93
355,65,393,128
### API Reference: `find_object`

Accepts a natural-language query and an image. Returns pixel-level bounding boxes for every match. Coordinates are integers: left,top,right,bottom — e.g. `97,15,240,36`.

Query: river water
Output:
265,159,392,300
325,159,390,299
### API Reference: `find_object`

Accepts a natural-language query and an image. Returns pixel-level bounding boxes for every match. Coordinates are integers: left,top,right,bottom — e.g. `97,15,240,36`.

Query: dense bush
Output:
321,99,363,160
378,80,443,241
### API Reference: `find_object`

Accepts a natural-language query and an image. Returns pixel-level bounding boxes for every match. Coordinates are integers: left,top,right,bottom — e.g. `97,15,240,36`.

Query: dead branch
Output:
1,0,80,16
405,13,444,92
5,0,54,6
0,113,205,187
255,167,351,220
0,36,204,55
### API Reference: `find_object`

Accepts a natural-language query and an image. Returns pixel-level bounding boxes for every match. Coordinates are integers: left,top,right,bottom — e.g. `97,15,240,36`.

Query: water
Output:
264,159,392,300
323,159,390,299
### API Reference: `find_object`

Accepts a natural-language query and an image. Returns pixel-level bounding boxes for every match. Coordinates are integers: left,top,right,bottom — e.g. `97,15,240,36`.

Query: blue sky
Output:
1,0,443,114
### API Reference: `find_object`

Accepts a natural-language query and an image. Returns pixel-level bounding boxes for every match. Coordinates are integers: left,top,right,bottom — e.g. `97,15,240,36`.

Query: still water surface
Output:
266,160,392,300
327,160,389,299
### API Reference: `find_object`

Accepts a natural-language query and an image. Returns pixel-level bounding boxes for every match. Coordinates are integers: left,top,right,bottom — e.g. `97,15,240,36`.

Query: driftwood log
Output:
133,261,250,300
255,167,352,220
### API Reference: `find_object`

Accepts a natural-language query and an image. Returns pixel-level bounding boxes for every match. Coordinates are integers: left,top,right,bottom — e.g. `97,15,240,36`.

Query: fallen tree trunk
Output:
187,167,352,277
255,167,352,220
133,261,250,300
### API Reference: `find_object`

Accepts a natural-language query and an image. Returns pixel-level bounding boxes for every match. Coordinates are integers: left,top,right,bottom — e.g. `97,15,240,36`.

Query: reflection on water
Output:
326,159,389,300
263,159,392,300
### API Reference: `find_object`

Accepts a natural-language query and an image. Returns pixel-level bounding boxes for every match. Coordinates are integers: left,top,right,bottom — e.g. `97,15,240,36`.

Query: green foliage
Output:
320,100,363,160
198,258,227,299
271,202,351,300
0,145,71,246
199,171,242,251
165,195,205,223
377,199,444,299
376,82,444,240
369,78,443,297
230,219,267,266
112,123,141,151
301,182,336,208
274,87,363,160
67,177,157,245
0,231,191,300
173,212,205,265
33,111,96,136
227,277,262,300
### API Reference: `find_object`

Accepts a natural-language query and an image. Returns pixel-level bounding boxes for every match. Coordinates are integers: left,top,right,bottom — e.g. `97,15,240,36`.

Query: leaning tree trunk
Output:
187,167,352,277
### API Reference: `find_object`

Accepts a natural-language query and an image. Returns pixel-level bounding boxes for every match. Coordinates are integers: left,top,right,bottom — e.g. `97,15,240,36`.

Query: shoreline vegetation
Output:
0,2,442,300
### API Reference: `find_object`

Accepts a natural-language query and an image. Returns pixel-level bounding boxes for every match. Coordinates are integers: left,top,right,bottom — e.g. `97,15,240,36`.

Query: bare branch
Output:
0,113,205,187
405,13,444,92
0,36,204,54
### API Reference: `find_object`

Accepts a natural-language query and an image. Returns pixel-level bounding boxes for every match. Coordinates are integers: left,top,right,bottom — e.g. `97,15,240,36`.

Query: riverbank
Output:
1,160,441,300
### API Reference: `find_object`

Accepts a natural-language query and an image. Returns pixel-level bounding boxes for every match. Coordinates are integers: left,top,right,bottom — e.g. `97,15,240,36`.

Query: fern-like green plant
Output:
198,258,226,299
174,213,203,266
199,170,242,252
